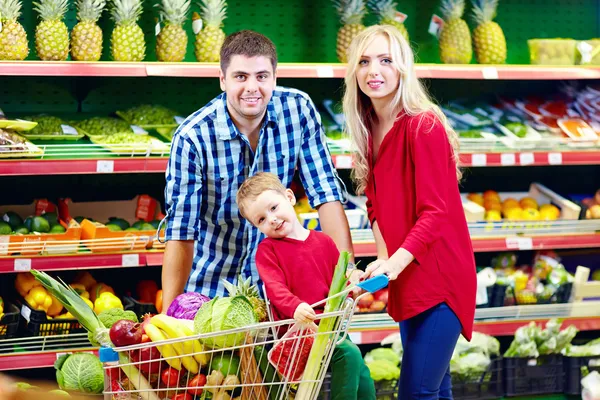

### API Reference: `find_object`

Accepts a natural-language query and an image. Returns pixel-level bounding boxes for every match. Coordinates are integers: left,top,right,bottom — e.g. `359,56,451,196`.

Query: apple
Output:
369,300,386,312
357,293,374,309
373,288,388,304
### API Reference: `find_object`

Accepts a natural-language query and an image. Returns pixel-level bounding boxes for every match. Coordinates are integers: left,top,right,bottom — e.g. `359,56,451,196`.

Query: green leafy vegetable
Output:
54,353,104,394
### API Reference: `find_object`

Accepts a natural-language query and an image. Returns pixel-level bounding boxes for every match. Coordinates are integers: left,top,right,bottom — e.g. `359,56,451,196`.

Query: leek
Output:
295,251,350,399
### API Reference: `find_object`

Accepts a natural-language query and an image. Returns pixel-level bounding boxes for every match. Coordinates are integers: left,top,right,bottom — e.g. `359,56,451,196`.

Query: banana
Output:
178,319,209,366
151,314,199,374
143,323,182,370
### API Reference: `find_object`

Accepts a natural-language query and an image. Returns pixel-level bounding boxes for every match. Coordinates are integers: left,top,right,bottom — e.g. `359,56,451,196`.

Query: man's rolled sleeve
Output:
164,132,202,241
297,97,346,208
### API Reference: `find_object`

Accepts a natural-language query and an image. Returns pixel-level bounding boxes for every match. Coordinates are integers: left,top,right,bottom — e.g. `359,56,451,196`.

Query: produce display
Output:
75,117,136,137
368,0,409,41
116,104,181,128
471,0,506,64
438,0,472,64
467,190,561,222
333,0,366,63
34,0,69,61
194,0,228,62
109,0,146,62
0,0,29,60
155,0,190,62
504,319,578,357
21,115,82,139
71,0,106,61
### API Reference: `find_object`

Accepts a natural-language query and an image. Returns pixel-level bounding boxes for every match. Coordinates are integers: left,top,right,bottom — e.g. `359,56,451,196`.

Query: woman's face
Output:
356,34,400,104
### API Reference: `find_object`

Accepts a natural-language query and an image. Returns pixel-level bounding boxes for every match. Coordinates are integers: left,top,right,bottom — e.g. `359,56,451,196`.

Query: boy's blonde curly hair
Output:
236,172,288,221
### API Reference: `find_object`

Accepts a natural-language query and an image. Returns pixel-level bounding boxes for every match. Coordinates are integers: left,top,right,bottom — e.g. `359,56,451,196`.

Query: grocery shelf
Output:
0,252,147,273
2,61,600,80
459,151,600,167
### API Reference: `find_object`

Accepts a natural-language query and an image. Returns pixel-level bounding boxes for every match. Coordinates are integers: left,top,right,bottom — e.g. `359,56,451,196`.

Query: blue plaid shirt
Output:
164,87,346,298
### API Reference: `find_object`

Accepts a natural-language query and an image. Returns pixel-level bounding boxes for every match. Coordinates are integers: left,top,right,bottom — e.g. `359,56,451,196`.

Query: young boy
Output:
236,172,376,400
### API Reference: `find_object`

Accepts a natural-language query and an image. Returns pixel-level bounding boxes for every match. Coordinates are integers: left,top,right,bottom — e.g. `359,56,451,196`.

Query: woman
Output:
344,25,477,399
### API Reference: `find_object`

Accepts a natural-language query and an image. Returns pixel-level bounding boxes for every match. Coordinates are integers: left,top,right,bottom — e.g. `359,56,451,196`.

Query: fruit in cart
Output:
109,319,143,346
0,0,29,60
333,0,366,63
33,0,69,61
439,0,472,64
367,0,409,41
109,0,145,61
176,318,208,366
98,308,138,328
161,367,181,387
269,327,314,380
151,314,200,373
2,211,23,229
130,345,164,374
0,222,11,234
194,0,226,62
209,354,240,377
94,291,123,313
188,373,207,396
15,272,43,297
156,0,190,62
470,0,506,64
143,322,183,370
25,286,53,312
222,274,268,322
71,0,106,61
166,291,210,320
55,352,104,394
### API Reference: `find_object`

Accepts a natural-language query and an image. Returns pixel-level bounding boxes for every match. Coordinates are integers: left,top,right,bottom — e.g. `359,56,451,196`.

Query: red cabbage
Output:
166,292,211,320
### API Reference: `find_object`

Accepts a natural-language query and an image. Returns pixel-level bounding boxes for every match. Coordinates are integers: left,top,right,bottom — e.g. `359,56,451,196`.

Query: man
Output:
162,30,353,310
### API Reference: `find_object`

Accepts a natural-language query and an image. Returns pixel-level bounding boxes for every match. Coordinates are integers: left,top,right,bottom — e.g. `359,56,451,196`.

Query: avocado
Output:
2,211,23,230
141,223,155,231
13,226,29,234
41,212,59,226
31,216,50,233
105,218,129,230
105,224,122,232
132,220,146,230
150,219,161,229
50,224,66,233
24,216,34,231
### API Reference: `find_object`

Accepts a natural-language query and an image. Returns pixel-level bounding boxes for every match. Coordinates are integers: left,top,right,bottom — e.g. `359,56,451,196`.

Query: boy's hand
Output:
294,303,316,325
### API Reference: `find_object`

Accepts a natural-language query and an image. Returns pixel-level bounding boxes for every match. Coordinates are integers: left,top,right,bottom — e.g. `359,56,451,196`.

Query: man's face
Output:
220,55,276,123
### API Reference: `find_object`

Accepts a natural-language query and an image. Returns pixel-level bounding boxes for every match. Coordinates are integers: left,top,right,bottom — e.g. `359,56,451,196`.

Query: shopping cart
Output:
99,275,389,400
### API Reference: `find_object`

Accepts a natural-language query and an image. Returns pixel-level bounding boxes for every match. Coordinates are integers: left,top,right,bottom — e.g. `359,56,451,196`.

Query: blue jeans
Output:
399,302,462,400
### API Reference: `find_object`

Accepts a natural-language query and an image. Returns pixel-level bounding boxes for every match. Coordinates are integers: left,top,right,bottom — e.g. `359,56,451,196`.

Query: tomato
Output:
161,367,180,387
155,289,163,313
187,374,207,395
171,394,192,400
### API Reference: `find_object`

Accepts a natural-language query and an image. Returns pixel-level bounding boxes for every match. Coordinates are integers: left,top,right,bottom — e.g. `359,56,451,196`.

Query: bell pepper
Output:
56,312,74,319
90,283,115,302
94,292,123,314
136,280,158,303
155,290,163,313
0,296,4,320
15,272,42,297
70,283,90,299
82,296,94,310
47,294,64,317
25,286,53,312
74,271,97,291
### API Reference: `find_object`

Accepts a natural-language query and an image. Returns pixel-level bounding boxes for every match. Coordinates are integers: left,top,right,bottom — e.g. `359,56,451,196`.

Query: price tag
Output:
394,11,408,23
589,359,600,367
505,237,533,250
335,155,352,169
482,67,499,80
192,18,203,35
548,152,563,165
61,125,78,135
175,116,185,124
20,305,31,322
527,359,537,366
0,21,3,34
348,332,362,344
122,253,140,267
96,160,114,173
14,258,31,271
428,14,444,38
501,153,516,166
155,22,161,36
131,125,148,135
476,284,488,305
0,236,8,255
519,152,535,166
316,66,335,78
471,154,487,166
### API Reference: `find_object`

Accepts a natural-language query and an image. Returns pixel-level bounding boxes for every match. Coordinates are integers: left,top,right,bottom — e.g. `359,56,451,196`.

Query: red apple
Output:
357,293,374,309
373,288,389,304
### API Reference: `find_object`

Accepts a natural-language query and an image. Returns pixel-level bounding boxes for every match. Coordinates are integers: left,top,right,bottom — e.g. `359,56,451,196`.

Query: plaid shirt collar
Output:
216,92,279,141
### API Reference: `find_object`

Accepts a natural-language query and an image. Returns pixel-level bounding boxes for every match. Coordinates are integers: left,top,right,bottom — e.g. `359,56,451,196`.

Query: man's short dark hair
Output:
220,30,278,73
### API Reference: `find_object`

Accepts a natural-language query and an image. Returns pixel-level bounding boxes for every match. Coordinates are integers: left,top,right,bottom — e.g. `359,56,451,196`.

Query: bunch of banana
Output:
144,314,208,374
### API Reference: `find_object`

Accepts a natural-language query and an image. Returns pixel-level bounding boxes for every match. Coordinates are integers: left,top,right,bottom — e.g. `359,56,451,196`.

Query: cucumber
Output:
254,345,283,400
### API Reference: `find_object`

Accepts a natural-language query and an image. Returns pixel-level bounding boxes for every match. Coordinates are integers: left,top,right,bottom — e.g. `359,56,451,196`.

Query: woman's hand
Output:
363,258,405,281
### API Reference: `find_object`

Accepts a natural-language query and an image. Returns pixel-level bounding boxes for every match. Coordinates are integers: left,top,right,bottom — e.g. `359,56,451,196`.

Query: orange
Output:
467,193,484,206
484,200,502,212
502,198,520,210
522,208,541,221
539,204,560,220
504,208,523,221
483,190,501,202
520,197,539,210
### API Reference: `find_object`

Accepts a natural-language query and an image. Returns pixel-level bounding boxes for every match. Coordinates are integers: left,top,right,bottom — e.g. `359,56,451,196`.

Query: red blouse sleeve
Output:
255,241,303,319
365,196,376,225
401,114,451,263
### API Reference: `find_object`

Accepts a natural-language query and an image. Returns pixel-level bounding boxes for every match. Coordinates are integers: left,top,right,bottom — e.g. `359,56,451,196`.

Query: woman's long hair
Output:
342,25,461,194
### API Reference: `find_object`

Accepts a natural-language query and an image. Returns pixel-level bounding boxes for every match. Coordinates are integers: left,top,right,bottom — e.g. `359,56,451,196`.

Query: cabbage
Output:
166,292,211,320
364,348,400,366
54,353,104,394
194,295,257,348
366,359,400,381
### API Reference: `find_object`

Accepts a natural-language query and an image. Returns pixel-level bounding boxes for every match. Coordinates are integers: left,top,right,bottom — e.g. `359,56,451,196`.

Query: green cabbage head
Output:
55,353,104,394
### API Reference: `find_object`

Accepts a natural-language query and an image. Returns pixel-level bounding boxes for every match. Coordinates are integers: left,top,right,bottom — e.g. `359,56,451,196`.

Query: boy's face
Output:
220,55,276,124
244,189,299,239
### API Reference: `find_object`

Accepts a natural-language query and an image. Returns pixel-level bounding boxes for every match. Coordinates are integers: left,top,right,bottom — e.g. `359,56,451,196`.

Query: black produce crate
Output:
503,355,564,396
319,373,398,400
476,285,507,309
564,356,600,395
0,302,20,339
453,357,503,400
124,296,157,318
18,298,84,337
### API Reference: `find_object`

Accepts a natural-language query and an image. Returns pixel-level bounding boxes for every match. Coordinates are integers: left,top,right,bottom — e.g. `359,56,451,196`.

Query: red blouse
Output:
365,112,477,340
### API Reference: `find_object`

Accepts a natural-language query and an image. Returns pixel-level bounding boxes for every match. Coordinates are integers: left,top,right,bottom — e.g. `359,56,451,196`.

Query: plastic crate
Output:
453,357,503,400
528,39,577,65
124,296,157,318
0,302,20,339
505,283,572,306
564,356,600,395
18,298,84,337
503,355,564,396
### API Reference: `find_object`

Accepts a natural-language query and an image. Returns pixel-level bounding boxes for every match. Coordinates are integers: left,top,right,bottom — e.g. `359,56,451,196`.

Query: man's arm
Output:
161,240,195,312
317,201,354,261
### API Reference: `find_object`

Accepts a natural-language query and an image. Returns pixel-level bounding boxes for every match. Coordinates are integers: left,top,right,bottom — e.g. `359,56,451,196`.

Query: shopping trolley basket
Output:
99,275,389,400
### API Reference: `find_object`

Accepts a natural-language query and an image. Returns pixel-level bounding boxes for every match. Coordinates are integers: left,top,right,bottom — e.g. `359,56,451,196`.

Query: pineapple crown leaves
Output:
33,0,69,21
367,0,398,20
0,0,23,20
471,0,498,24
333,0,366,25
110,0,143,25
222,274,260,298
439,0,466,22
156,0,190,26
76,0,106,22
198,0,226,28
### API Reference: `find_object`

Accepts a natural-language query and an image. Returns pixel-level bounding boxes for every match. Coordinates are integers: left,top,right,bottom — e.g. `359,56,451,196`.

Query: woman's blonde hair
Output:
342,24,461,194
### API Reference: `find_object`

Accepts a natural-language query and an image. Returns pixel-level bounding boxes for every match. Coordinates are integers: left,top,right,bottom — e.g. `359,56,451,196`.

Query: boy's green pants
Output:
329,338,376,400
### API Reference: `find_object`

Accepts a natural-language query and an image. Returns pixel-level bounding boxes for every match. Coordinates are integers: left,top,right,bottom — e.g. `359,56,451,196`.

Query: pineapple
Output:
33,0,70,61
471,0,506,64
368,0,409,42
334,0,366,63
110,0,146,61
438,0,472,64
71,0,106,61
223,274,268,322
194,0,226,62
156,0,190,62
0,0,29,60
